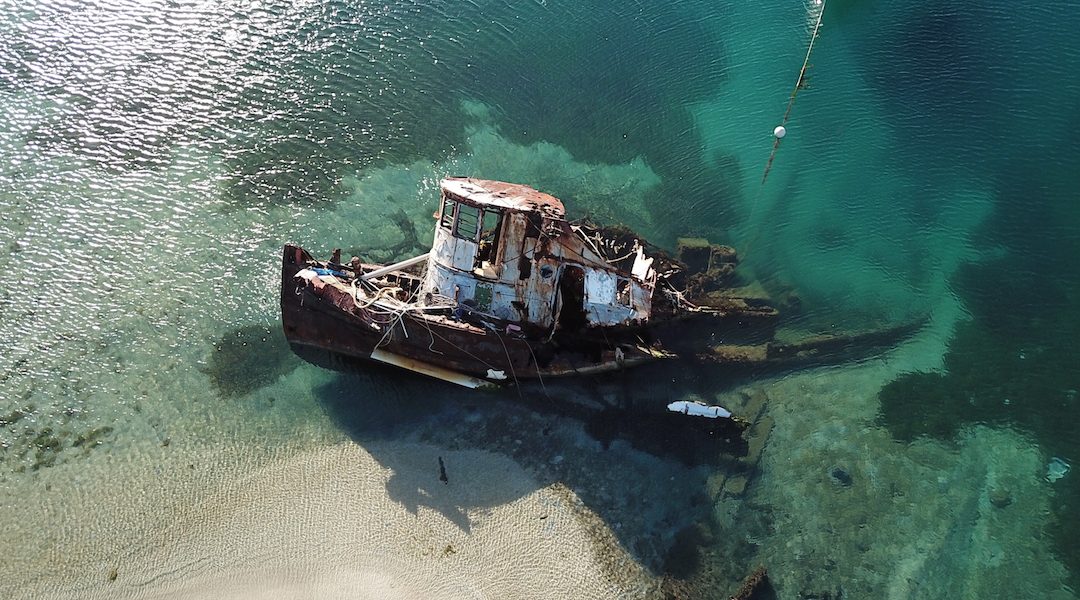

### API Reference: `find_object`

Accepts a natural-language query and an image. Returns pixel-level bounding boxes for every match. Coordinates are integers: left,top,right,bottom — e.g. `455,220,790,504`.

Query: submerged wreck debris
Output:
585,399,749,467
387,207,425,255
575,393,766,467
281,178,917,398
668,400,734,420
677,237,738,295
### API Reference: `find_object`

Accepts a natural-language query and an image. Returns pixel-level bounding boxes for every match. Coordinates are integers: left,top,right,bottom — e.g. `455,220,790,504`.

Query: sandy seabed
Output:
740,302,1075,599
4,437,649,600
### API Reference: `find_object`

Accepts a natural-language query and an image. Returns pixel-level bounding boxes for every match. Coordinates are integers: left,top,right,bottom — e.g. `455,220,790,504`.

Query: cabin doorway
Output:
557,265,587,331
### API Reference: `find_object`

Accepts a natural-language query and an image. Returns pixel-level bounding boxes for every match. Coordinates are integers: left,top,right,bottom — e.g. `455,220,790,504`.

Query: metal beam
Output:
361,253,431,281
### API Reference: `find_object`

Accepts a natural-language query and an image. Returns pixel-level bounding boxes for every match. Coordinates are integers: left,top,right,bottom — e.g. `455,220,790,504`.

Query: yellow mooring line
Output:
761,0,828,186
740,0,828,259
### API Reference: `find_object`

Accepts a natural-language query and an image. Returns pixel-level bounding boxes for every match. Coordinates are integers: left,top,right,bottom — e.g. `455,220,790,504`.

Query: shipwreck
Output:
281,178,914,395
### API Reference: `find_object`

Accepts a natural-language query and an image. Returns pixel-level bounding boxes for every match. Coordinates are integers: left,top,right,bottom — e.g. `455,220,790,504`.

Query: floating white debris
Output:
667,400,732,419
1047,457,1071,483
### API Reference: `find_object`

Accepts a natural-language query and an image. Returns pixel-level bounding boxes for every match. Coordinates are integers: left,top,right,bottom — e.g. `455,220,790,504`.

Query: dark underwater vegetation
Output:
204,324,299,398
879,149,1080,586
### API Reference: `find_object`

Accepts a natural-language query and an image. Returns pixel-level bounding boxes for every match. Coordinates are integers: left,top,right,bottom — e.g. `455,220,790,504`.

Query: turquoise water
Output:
2,0,1079,597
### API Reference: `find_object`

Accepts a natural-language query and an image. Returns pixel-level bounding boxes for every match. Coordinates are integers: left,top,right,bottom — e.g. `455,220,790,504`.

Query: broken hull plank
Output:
699,320,925,368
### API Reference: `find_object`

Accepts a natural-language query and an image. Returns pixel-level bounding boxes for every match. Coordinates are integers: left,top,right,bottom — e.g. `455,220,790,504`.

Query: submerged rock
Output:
1047,457,1070,483
829,466,853,487
989,488,1013,508
0,405,32,428
72,426,114,450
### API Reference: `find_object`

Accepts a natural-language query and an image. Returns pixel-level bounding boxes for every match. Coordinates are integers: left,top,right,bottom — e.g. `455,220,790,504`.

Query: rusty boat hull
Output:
281,244,672,388
281,240,920,389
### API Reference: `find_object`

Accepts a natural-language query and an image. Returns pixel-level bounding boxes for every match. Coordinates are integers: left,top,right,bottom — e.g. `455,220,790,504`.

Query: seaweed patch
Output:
204,324,300,398
877,257,1080,588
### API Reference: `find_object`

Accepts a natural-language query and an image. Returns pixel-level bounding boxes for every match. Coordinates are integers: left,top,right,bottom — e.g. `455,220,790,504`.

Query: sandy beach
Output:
5,435,653,599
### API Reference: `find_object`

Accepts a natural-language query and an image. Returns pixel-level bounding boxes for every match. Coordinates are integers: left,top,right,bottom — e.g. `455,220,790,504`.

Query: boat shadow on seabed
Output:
304,333,907,598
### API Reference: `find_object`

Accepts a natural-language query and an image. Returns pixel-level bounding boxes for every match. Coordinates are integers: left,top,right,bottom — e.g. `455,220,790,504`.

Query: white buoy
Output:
773,125,787,139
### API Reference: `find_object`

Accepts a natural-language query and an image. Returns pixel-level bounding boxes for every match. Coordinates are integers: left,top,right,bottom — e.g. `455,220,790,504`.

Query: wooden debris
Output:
710,388,773,501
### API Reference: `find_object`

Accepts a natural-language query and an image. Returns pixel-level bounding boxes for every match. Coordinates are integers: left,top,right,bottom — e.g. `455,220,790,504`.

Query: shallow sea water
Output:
1,0,1079,597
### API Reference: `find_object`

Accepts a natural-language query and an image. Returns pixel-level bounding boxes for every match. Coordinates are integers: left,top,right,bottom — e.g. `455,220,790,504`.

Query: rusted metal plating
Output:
424,178,655,328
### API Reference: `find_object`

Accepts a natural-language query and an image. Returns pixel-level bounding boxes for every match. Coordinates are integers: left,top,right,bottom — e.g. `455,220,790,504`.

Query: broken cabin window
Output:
480,209,501,244
617,278,631,306
454,203,481,241
524,212,542,238
477,209,502,265
440,196,457,229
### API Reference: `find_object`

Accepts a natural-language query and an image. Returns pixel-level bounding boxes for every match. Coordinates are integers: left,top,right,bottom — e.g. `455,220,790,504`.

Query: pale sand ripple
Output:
5,441,651,599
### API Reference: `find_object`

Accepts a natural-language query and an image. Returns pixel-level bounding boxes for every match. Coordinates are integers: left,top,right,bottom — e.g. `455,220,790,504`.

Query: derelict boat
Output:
280,178,790,390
